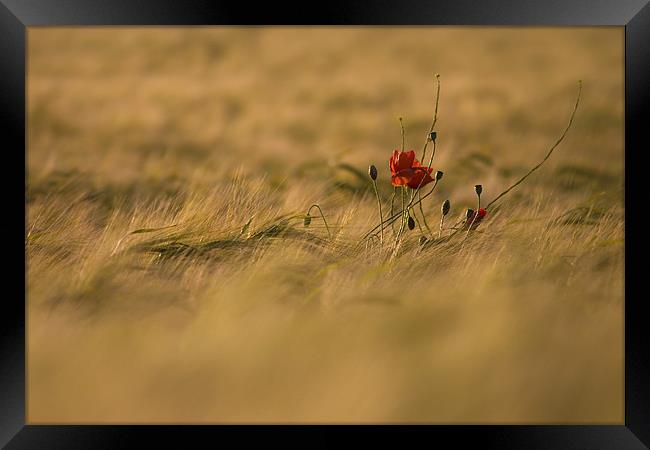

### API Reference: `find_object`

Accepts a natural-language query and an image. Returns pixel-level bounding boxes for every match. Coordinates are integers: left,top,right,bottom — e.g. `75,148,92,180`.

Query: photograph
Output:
26,26,624,423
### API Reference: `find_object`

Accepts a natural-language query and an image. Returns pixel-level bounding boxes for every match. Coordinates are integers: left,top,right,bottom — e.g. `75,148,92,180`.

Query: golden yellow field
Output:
26,27,624,423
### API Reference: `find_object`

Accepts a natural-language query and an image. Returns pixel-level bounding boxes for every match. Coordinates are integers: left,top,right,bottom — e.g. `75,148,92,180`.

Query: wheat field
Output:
26,27,624,423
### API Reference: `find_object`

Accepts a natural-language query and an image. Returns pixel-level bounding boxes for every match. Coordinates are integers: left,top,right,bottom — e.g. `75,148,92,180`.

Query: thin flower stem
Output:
400,186,405,231
400,186,409,234
465,195,481,240
412,210,425,234
410,139,437,204
389,187,397,237
307,204,332,239
418,191,432,236
441,223,465,243
386,75,441,249
421,74,441,163
372,180,384,245
406,173,439,216
394,187,407,247
485,80,582,210
362,178,440,241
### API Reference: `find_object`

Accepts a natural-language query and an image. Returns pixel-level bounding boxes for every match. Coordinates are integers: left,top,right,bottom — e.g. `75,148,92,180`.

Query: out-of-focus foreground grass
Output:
26,27,624,423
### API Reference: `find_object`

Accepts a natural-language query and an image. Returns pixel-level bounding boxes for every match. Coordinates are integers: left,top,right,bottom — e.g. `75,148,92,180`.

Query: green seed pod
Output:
435,170,443,181
430,131,437,141
475,184,483,196
368,164,378,181
303,214,311,227
408,216,415,230
442,199,450,216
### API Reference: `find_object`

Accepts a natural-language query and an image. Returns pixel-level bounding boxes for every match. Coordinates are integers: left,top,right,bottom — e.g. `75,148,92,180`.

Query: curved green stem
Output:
485,80,582,210
307,204,332,239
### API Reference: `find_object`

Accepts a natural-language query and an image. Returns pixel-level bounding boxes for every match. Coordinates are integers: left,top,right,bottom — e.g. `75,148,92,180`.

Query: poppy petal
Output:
391,175,409,186
404,151,415,169
391,168,415,186
396,151,415,171
389,150,400,173
407,171,434,189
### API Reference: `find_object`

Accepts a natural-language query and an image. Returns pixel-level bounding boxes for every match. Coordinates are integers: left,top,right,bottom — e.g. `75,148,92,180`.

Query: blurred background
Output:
27,27,624,423
28,27,623,202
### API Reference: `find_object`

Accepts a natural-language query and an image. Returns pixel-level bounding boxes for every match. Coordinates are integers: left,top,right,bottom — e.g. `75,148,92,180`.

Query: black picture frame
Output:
4,0,648,448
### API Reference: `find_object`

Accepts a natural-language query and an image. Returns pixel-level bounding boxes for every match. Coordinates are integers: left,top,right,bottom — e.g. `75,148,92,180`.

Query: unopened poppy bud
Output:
419,236,428,245
435,170,443,181
368,164,377,181
304,214,311,227
430,131,437,142
442,199,450,216
466,209,474,221
475,184,482,196
408,216,415,230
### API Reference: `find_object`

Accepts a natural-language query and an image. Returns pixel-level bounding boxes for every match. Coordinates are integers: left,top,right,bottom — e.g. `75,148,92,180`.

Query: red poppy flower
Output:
389,150,434,189
464,208,488,230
